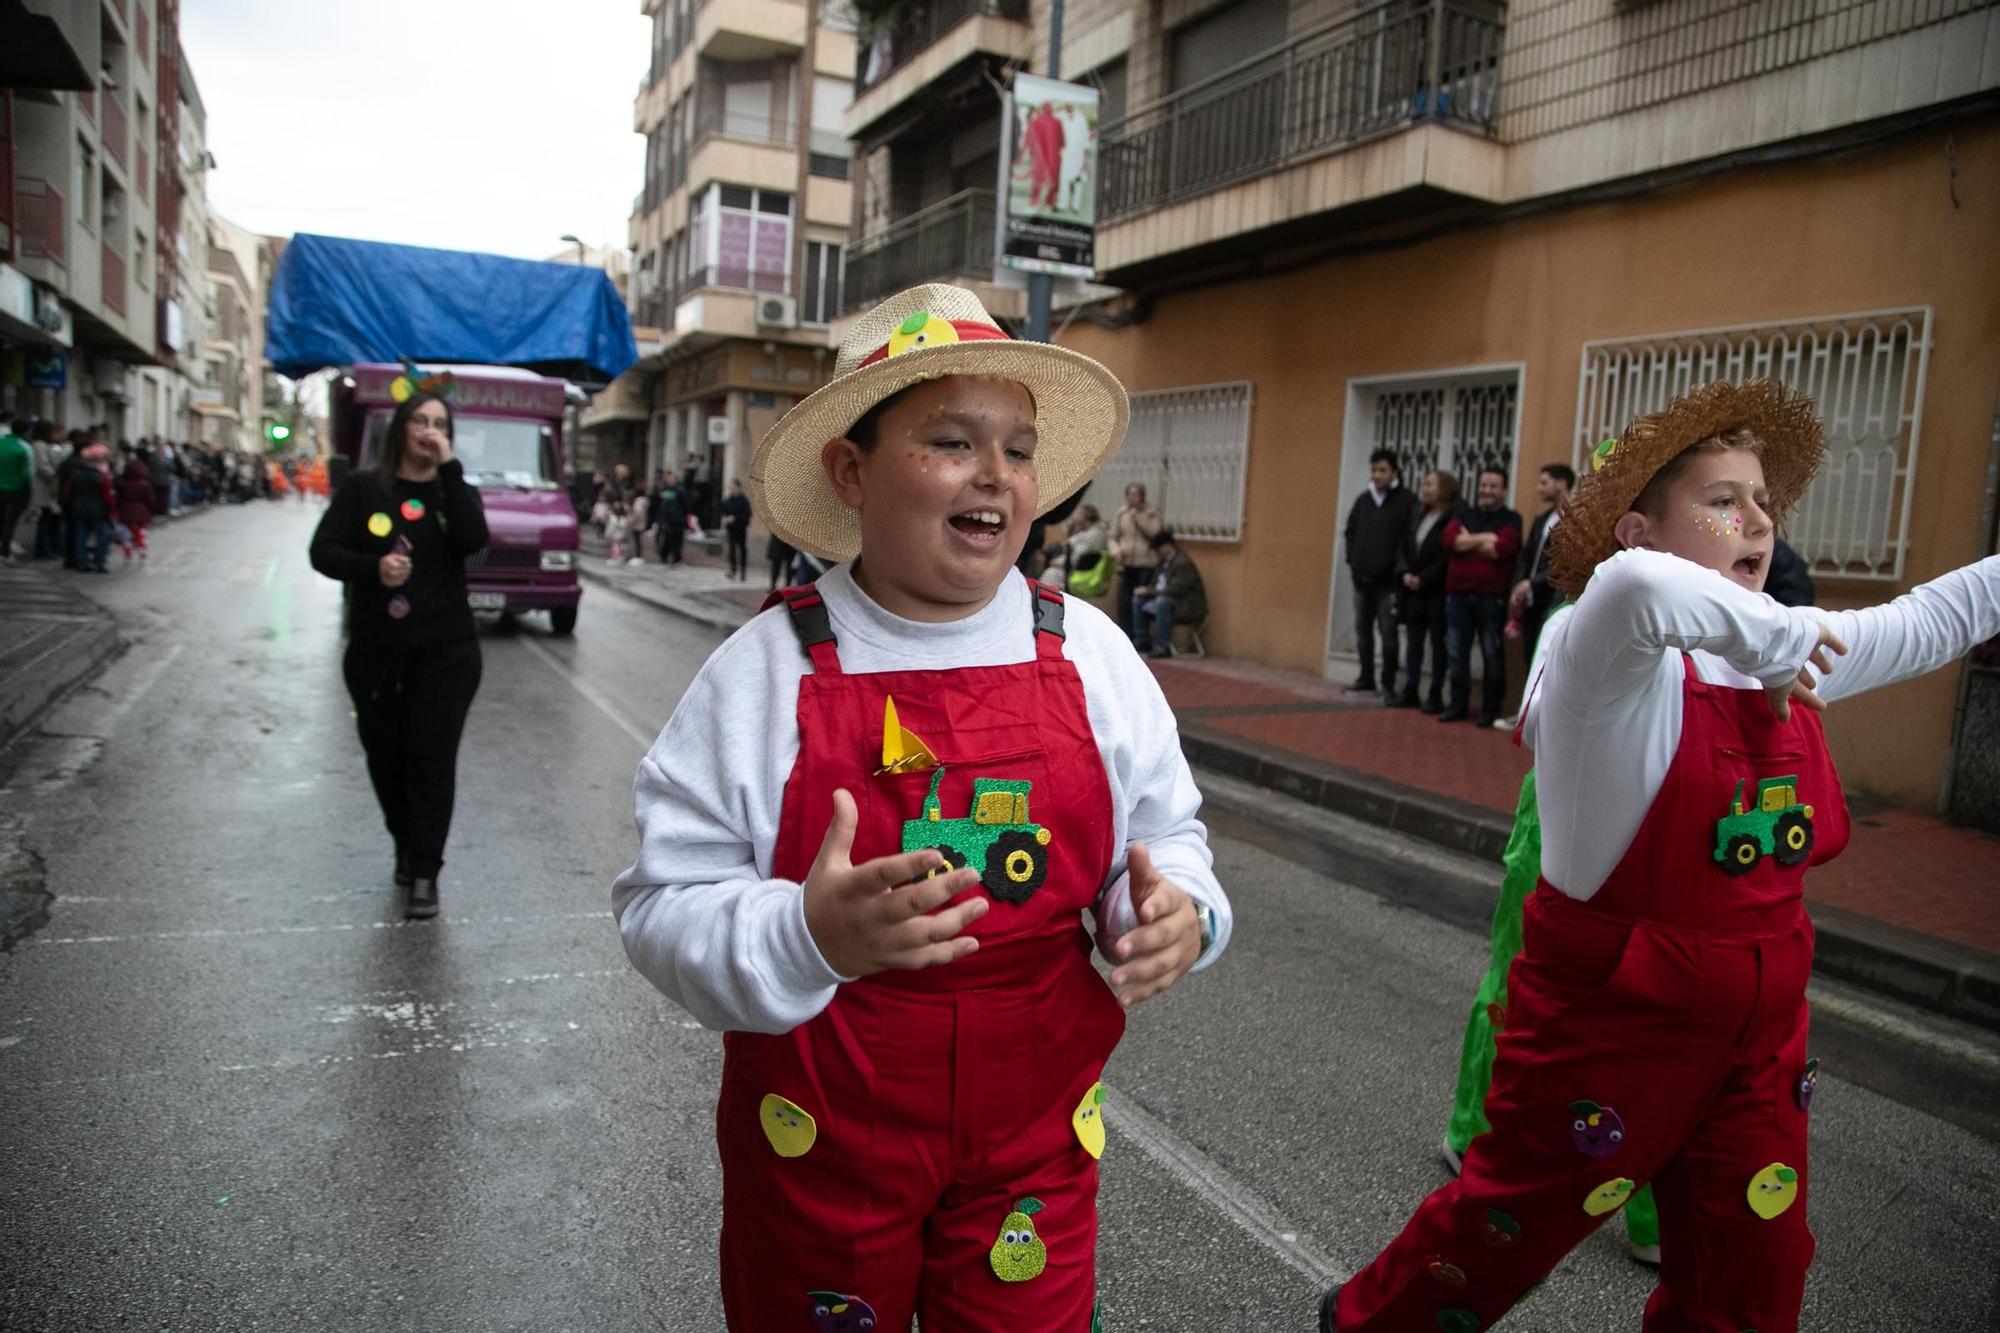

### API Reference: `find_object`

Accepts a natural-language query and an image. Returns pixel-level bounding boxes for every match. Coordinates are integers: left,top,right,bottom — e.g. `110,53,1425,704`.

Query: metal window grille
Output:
1372,378,1518,490
1095,382,1253,542
1573,309,1933,581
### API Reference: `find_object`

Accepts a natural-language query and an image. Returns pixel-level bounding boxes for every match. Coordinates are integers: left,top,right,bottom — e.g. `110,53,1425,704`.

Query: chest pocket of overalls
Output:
1711,747,1816,880
867,744,1081,944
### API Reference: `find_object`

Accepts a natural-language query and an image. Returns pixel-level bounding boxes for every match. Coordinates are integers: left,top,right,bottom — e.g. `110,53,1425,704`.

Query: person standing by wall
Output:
64,441,114,574
721,480,753,580
1395,469,1459,712
113,457,157,563
652,470,689,567
0,417,31,562
309,392,489,920
1440,467,1522,725
1509,463,1576,666
30,422,66,559
1344,448,1419,702
1109,483,1162,646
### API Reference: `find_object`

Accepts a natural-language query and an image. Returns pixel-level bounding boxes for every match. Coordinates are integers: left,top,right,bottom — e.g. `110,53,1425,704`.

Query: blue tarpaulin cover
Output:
266,233,638,385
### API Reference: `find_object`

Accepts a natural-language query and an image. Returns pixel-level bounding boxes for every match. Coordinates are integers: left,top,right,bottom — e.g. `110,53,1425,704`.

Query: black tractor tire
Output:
918,845,968,883
984,830,1049,904
1773,812,1814,867
550,607,578,636
1719,834,1762,876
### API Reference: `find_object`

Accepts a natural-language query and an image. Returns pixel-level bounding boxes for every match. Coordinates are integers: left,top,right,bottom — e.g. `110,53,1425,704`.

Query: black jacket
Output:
1396,505,1455,623
310,461,490,645
1766,538,1816,608
1345,484,1418,584
721,493,752,532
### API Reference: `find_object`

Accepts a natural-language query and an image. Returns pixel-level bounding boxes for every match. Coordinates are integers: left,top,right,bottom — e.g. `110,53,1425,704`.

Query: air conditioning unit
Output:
757,294,798,328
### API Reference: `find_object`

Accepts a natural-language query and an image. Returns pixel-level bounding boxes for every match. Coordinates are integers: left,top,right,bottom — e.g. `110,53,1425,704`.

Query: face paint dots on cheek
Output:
1689,504,1744,538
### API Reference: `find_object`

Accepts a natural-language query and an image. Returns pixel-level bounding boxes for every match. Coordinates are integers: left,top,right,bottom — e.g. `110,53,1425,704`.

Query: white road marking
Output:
1806,981,2000,1073
1104,1081,1348,1286
26,908,612,946
515,635,658,749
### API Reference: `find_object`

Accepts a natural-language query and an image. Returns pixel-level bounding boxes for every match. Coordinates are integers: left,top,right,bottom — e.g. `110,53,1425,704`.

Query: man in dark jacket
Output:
651,471,689,566
1440,466,1522,725
1507,462,1575,666
1137,529,1208,660
1343,449,1418,701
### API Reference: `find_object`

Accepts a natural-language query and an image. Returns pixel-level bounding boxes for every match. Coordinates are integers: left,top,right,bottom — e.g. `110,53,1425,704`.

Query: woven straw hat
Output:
1548,378,1824,601
749,284,1130,561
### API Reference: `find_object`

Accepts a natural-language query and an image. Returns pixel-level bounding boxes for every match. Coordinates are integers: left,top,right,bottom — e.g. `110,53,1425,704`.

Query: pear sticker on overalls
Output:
988,1196,1048,1281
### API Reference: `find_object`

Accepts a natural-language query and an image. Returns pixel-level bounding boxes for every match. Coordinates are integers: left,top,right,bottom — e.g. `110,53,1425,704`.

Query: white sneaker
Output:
627,557,644,567
1627,1242,1661,1266
1441,1135,1464,1176
1491,714,1520,733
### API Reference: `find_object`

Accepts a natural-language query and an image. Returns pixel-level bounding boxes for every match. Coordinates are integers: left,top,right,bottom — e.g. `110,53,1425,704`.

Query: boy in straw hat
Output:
1322,379,1999,1333
613,284,1231,1331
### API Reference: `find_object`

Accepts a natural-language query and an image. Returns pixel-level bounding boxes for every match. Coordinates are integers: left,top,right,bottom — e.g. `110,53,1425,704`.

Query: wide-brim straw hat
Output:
750,283,1130,561
1548,377,1824,601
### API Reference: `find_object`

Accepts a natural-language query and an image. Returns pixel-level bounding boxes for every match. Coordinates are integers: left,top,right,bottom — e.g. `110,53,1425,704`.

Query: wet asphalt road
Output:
1,502,1995,1332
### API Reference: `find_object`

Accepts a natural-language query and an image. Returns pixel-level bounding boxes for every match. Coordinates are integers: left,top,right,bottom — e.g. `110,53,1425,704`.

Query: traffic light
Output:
266,422,292,444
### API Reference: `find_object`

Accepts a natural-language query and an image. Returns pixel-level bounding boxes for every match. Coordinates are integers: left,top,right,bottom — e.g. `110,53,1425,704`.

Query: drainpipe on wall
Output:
793,0,820,330
1939,396,2000,818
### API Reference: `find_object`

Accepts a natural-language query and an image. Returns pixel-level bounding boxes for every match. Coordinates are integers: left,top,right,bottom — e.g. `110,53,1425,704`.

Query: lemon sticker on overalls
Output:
1072,1082,1106,1159
1746,1163,1799,1219
759,1093,817,1158
989,1197,1048,1282
1582,1177,1635,1216
368,512,394,538
806,1290,878,1330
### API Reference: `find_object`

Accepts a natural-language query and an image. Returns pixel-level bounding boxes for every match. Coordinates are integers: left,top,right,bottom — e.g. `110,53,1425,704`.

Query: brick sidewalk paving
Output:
1152,656,2000,957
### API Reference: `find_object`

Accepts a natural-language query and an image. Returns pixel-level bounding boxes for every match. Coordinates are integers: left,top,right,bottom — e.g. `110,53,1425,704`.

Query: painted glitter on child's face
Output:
1629,447,1776,593
828,375,1039,618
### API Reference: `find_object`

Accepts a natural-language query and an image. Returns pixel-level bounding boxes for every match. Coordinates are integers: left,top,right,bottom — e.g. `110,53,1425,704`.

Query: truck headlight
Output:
541,550,576,571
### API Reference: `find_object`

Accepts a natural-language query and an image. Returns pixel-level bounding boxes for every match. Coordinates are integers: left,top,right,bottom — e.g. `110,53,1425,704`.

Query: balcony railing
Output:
842,187,994,312
855,0,1028,95
103,243,127,317
17,179,67,267
103,94,128,168
1099,0,1503,224
693,108,797,148
137,144,150,200
78,89,94,121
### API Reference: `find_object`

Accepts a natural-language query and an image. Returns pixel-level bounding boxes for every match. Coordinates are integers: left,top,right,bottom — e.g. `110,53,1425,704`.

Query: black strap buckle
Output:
1034,589,1066,640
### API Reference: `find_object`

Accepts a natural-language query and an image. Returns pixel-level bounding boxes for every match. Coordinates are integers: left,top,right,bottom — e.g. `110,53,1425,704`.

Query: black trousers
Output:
1403,605,1447,706
726,524,748,578
343,636,482,878
1117,565,1156,643
1352,578,1400,687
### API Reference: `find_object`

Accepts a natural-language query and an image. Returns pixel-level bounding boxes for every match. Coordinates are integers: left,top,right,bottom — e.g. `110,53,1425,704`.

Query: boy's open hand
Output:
803,789,988,979
1110,844,1202,1008
1766,620,1849,721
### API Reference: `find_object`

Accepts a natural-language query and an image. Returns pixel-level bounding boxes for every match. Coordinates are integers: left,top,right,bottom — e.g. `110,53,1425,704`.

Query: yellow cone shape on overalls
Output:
1747,1162,1799,1219
759,1093,817,1158
989,1197,1047,1282
1072,1082,1107,1159
877,696,939,775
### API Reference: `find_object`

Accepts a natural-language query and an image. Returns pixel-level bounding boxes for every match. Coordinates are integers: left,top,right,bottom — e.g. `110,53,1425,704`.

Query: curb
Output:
576,560,756,634
583,565,2000,1032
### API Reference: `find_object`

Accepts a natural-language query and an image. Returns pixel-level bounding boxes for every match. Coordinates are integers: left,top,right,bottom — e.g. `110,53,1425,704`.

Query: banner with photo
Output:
997,73,1098,279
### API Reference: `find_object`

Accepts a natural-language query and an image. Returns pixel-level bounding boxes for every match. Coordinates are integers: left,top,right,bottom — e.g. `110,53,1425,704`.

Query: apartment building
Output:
2,0,200,436
196,215,270,451
623,0,859,523
1003,0,1993,818
132,36,213,447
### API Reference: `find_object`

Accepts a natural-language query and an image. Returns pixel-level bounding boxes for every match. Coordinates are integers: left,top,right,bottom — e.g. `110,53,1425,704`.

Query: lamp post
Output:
559,235,588,478
560,232,586,266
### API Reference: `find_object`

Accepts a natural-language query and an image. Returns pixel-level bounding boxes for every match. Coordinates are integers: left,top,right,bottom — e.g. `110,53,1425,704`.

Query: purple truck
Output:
331,364,582,634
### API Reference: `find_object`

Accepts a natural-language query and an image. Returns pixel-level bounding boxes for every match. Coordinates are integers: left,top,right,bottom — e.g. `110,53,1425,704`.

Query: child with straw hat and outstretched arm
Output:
613,284,1232,1332
1322,378,2000,1333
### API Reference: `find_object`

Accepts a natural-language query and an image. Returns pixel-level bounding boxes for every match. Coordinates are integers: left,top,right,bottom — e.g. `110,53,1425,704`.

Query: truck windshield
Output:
364,412,556,489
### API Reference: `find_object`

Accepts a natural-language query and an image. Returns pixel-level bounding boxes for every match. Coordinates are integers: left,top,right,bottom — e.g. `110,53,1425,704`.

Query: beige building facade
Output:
1044,0,2000,816
620,0,857,524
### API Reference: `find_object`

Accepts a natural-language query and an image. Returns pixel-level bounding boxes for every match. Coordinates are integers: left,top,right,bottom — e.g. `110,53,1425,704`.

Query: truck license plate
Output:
468,593,507,611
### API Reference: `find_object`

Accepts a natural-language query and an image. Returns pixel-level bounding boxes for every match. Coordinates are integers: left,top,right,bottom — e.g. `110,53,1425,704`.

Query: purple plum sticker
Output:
1568,1100,1625,1158
387,595,411,620
1796,1057,1819,1112
808,1292,877,1332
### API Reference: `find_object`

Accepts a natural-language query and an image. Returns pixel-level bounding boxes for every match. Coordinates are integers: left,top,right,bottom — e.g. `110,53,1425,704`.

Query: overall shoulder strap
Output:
1032,582,1067,659
766,585,843,674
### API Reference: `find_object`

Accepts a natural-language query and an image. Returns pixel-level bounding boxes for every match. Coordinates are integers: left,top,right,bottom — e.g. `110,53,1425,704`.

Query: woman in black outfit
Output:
1393,468,1458,713
310,392,488,918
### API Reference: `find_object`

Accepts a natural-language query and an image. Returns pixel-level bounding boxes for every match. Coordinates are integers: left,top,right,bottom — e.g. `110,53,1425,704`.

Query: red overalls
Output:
718,583,1125,1332
1338,661,1850,1333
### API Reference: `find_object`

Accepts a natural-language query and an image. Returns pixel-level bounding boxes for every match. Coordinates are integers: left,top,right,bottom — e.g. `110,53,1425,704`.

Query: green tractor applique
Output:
902,767,1053,904
1713,775,1815,876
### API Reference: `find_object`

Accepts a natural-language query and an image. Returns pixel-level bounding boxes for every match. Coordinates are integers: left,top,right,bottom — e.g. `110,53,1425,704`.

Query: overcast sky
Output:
182,0,651,259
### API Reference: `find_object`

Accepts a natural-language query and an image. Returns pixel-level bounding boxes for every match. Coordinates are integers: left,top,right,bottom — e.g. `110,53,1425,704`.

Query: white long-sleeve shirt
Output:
613,564,1232,1034
1526,549,2000,898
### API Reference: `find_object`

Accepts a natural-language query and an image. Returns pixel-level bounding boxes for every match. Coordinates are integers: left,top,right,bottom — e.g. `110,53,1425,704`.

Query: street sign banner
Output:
998,73,1099,280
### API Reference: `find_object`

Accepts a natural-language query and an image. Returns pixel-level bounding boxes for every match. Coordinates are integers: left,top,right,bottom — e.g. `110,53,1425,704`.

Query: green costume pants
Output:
1444,770,1660,1248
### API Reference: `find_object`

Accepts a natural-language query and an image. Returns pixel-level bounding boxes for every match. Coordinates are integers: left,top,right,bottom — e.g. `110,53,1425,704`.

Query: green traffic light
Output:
268,423,292,442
